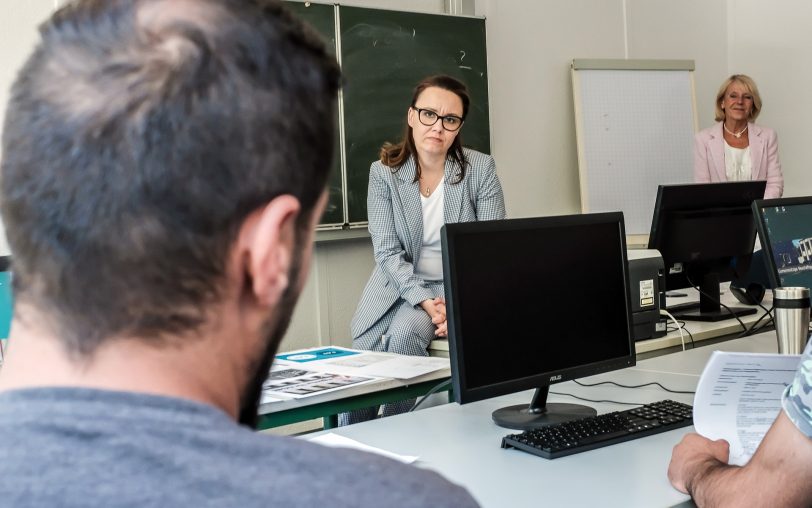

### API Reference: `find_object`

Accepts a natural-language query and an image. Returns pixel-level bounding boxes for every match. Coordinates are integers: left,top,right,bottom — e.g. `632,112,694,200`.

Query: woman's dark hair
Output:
380,75,470,183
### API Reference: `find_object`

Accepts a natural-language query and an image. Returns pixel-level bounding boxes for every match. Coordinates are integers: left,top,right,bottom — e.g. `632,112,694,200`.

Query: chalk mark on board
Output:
459,50,472,70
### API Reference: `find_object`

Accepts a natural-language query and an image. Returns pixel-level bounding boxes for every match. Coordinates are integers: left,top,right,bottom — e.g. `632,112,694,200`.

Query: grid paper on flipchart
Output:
578,69,695,235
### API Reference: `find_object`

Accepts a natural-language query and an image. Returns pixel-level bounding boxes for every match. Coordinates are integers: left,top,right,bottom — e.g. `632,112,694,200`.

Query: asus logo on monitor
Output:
549,374,562,382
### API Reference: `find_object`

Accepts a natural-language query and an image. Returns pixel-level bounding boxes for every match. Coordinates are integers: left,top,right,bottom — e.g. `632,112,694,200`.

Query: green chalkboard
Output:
285,1,344,226
285,2,489,227
340,7,490,224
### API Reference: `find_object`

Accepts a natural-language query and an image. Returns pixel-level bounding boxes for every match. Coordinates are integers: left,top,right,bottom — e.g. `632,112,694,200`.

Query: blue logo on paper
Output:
276,347,359,363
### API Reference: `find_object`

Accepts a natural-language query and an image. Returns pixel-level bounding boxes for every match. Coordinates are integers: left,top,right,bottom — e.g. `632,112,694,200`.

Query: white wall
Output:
476,0,730,220
626,0,727,130
727,0,812,197
477,1,626,218
2,0,811,352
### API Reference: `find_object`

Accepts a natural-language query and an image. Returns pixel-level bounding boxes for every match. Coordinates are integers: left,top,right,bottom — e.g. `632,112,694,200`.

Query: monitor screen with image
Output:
753,196,812,292
648,181,766,322
441,212,635,431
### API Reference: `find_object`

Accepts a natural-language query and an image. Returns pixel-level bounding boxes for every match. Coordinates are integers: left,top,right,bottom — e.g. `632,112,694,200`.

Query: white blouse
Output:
414,183,445,281
724,141,752,182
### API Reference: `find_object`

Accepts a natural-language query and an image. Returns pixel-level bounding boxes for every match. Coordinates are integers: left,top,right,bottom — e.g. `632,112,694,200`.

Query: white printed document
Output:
321,354,449,379
308,433,419,464
694,351,800,465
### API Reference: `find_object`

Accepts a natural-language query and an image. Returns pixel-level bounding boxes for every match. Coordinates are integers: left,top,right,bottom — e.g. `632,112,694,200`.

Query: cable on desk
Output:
574,379,695,395
660,309,687,351
409,378,452,412
686,276,749,334
676,321,695,348
667,322,695,345
737,304,774,339
549,391,647,407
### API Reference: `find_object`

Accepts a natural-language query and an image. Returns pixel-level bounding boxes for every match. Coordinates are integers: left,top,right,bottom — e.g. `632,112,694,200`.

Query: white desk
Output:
632,331,778,377
312,331,779,507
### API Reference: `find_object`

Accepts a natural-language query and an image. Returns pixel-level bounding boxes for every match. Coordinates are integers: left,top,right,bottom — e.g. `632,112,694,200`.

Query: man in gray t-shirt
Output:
0,1,475,506
667,339,812,505
0,388,473,507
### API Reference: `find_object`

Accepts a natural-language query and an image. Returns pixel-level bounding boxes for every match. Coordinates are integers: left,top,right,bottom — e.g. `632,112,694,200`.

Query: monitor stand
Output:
491,386,596,431
672,273,757,322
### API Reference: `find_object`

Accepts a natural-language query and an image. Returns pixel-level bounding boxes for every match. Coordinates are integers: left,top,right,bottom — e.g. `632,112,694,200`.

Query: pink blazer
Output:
693,122,783,199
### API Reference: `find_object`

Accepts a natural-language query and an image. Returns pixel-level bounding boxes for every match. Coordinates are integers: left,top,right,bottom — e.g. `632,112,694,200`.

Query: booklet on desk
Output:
275,346,450,380
261,363,378,402
694,351,801,466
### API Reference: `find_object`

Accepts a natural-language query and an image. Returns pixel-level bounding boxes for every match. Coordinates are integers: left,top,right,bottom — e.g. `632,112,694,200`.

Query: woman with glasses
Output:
341,75,505,424
694,74,783,198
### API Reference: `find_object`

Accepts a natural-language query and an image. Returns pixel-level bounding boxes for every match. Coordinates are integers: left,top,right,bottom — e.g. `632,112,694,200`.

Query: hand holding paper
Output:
692,351,800,465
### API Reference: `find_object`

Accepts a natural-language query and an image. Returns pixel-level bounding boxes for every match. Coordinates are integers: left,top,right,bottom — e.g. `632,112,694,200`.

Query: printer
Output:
627,249,665,341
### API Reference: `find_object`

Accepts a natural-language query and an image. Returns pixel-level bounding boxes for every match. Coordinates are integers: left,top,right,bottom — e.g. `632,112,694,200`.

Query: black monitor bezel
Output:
441,212,636,405
648,181,766,290
752,196,812,289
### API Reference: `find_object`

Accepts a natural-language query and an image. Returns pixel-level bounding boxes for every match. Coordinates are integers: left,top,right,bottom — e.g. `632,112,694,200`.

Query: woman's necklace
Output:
723,122,748,139
421,172,443,197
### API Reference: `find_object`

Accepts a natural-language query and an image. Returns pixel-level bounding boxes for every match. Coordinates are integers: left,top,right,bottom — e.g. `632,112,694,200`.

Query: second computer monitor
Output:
648,181,766,321
753,196,812,291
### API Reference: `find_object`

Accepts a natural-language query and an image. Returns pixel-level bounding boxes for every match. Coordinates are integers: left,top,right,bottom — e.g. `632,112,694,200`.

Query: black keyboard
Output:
501,400,693,459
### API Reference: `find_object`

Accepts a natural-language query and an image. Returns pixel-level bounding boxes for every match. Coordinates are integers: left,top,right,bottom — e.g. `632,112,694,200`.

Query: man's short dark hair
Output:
0,0,341,355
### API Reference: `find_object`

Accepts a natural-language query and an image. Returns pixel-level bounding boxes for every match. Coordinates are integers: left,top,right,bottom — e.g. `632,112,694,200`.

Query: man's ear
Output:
238,195,301,307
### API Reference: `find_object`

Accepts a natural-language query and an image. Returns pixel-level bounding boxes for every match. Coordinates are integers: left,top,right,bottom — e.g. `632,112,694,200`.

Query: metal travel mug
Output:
773,287,811,355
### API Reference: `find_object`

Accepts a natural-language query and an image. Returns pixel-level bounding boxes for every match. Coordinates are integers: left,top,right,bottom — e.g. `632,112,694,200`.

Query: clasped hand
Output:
420,297,448,337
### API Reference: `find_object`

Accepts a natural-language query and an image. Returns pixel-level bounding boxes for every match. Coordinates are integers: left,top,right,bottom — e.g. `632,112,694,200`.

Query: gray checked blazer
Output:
350,147,506,340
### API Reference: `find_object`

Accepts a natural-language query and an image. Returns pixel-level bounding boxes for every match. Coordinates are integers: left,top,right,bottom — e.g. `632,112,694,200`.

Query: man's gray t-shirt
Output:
0,388,478,507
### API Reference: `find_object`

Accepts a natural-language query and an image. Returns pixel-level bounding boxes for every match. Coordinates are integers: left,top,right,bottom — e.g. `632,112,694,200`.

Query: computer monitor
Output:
648,181,765,322
441,212,635,431
753,196,812,291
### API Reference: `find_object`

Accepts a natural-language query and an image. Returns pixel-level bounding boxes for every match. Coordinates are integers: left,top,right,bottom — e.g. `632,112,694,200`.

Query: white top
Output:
415,183,445,281
724,142,752,182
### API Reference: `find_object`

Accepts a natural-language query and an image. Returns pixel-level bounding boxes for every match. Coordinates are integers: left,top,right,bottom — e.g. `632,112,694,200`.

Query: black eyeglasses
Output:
413,107,464,132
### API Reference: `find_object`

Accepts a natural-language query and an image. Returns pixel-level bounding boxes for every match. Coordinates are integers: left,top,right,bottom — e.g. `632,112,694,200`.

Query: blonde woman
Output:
694,74,783,198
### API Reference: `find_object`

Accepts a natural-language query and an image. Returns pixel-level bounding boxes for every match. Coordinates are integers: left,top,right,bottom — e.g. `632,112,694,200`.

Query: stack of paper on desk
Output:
261,364,378,402
693,351,801,465
261,347,450,404
275,346,450,380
